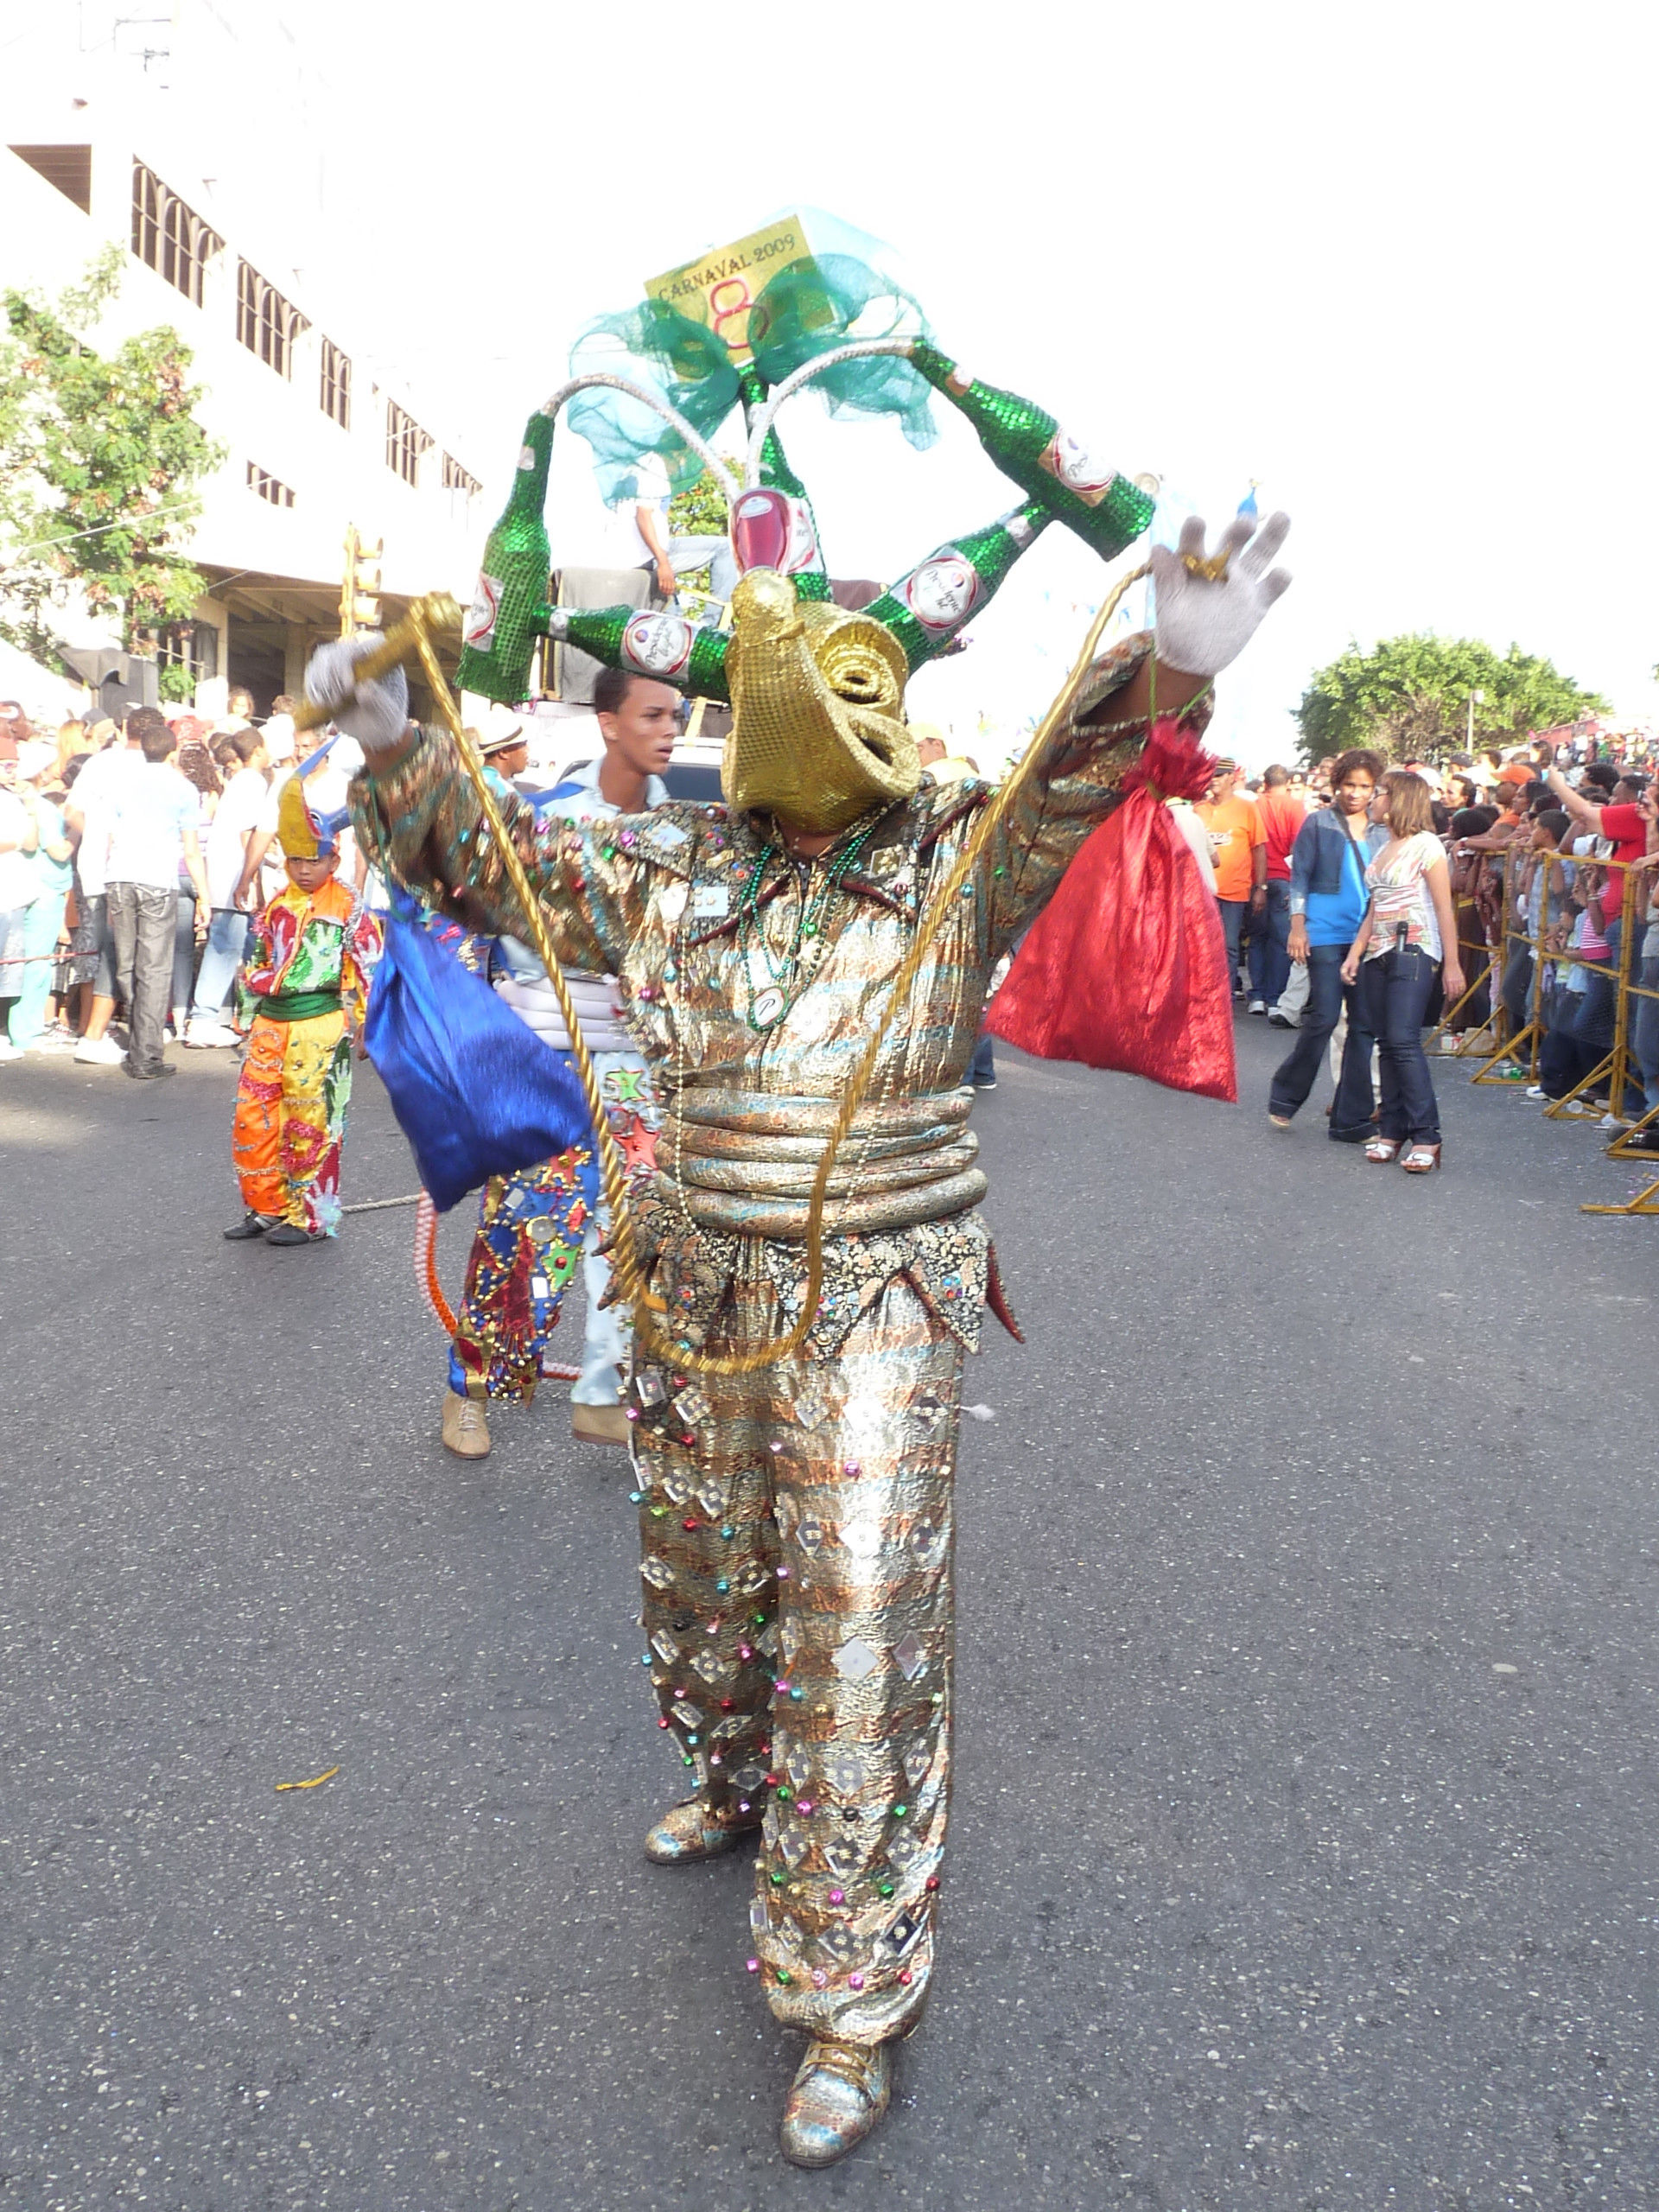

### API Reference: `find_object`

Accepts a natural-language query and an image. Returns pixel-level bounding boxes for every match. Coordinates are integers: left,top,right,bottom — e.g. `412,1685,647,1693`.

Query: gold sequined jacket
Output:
352,633,1187,1358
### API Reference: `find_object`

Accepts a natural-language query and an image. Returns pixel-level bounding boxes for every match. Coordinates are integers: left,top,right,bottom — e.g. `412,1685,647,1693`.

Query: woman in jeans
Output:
1341,772,1465,1173
1268,748,1386,1137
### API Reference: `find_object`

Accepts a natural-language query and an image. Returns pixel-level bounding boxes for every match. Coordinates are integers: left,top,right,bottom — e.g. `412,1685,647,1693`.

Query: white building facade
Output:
2,35,490,717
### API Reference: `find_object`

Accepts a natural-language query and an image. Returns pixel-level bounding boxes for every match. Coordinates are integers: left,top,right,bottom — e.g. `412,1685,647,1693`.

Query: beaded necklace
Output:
735,810,883,1031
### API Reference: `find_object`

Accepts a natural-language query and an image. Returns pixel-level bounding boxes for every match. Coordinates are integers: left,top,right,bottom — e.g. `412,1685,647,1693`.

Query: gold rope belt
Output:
655,1088,987,1237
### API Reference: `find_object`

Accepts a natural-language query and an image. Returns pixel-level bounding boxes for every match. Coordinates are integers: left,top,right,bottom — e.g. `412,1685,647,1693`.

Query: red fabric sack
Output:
984,720,1236,1103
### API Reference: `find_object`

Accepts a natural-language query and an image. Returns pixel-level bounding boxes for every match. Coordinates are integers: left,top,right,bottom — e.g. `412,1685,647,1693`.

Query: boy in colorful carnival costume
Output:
441,669,673,1459
226,766,380,1245
320,510,1290,2165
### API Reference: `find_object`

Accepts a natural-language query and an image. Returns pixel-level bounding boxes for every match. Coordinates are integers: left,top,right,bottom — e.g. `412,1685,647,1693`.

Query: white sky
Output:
41,0,1659,764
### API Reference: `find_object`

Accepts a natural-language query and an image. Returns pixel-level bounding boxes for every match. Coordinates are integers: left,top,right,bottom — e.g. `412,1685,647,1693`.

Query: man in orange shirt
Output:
1249,762,1306,1011
1195,758,1268,1000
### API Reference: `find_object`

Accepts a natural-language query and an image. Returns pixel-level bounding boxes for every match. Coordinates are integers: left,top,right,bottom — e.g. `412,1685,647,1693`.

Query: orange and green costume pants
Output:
232,1009,353,1236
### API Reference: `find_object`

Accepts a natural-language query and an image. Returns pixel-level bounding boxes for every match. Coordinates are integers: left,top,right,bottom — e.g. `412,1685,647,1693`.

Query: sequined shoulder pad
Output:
914,780,993,856
602,803,727,880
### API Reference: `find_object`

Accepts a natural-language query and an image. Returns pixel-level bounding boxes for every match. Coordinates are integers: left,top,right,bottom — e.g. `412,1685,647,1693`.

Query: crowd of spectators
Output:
0,688,364,1077
1191,732,1659,1166
6,682,1656,1160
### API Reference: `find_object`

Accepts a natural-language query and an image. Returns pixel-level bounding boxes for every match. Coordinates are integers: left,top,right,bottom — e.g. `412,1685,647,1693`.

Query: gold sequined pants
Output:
632,1254,961,2046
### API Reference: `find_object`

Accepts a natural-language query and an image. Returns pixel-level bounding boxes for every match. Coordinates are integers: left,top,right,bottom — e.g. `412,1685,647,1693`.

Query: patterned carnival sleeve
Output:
234,904,280,1028
340,904,383,1030
348,724,647,976
977,630,1213,956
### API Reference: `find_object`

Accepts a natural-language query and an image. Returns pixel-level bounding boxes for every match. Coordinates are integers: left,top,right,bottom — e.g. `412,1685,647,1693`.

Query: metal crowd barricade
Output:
1441,842,1659,1216
1425,861,1499,1061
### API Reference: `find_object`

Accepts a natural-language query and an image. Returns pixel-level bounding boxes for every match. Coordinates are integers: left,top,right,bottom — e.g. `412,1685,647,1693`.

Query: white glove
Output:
302,634,410,755
1152,511,1291,678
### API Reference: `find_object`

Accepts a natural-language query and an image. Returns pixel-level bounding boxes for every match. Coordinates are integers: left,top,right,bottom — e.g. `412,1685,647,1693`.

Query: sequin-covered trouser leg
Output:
448,1149,594,1402
633,1263,961,2046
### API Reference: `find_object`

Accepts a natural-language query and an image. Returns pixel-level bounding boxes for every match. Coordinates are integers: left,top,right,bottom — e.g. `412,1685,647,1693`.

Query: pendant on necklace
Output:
752,985,786,1028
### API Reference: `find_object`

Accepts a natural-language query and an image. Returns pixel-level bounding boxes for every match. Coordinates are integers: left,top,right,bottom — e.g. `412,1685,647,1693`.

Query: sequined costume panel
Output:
449,1148,594,1402
632,1265,958,2043
346,631,1160,1123
232,1010,353,1235
346,633,1166,2044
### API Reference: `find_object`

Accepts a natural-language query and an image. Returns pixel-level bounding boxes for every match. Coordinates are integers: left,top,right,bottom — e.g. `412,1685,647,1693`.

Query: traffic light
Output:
340,528,384,636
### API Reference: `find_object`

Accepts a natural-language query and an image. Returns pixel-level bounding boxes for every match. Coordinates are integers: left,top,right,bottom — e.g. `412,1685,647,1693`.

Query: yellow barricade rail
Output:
1433,842,1659,1215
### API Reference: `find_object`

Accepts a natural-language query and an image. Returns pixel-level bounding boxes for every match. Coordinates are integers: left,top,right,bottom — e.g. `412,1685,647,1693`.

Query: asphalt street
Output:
2,1016,1657,2211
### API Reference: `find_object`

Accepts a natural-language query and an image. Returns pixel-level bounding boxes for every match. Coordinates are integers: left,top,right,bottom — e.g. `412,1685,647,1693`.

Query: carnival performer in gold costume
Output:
313,509,1290,2166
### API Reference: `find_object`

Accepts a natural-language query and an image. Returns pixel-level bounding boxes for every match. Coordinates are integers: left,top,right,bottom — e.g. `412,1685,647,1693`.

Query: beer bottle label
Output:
784,496,821,575
464,572,504,650
1039,430,1116,508
622,611,694,681
903,550,981,635
733,487,821,577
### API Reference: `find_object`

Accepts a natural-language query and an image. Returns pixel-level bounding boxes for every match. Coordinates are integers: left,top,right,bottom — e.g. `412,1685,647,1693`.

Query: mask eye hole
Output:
833,660,884,704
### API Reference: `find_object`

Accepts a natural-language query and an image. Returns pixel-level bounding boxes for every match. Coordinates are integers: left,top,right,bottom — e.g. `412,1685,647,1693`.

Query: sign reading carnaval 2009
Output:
645,215,813,362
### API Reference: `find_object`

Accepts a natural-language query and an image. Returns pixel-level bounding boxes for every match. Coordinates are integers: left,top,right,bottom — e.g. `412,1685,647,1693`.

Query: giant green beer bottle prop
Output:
907,343,1154,563
540,605,731,702
863,499,1052,673
455,411,554,704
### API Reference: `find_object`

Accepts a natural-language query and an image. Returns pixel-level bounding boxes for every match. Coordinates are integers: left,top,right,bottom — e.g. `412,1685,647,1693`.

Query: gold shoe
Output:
441,1391,490,1459
642,1795,762,1865
571,1402,631,1446
779,2038,893,2168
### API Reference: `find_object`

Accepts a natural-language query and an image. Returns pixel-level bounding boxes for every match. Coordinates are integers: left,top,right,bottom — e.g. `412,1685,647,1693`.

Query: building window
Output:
442,453,481,498
130,160,222,306
236,259,308,378
319,338,351,429
12,144,93,214
246,461,295,508
386,401,433,487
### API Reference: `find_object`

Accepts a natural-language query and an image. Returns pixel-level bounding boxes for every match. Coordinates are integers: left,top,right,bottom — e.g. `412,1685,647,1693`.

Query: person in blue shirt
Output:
1268,749,1387,1137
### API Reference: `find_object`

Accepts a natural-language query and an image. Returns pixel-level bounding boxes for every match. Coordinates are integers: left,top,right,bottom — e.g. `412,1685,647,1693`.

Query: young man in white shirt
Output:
612,451,735,618
186,728,270,1045
99,709,210,1079
232,748,357,912
66,721,146,1063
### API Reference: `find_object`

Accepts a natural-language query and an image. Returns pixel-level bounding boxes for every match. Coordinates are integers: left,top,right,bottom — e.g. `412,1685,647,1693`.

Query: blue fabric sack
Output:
363,887,590,1212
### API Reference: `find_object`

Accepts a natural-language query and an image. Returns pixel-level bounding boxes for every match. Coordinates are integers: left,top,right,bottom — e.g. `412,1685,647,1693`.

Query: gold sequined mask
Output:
723,570,920,835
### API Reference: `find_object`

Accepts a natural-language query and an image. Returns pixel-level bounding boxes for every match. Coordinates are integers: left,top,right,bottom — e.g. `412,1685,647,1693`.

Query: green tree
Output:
0,246,225,670
1295,634,1608,765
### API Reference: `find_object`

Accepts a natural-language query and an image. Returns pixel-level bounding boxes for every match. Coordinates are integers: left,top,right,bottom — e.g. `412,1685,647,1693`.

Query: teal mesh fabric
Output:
567,300,741,499
563,253,937,500
747,255,936,451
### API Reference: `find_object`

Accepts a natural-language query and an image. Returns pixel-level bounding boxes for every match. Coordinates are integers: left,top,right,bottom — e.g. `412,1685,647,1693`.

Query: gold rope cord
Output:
397,564,1150,1376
